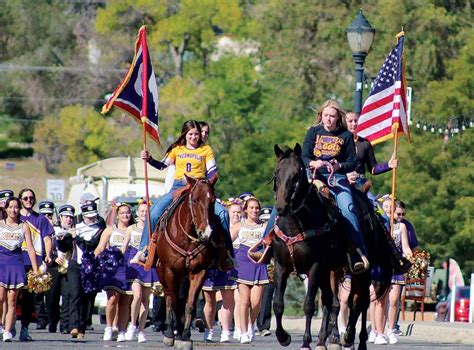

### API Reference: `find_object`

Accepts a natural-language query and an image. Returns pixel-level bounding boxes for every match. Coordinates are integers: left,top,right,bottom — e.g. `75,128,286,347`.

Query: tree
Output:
34,106,141,174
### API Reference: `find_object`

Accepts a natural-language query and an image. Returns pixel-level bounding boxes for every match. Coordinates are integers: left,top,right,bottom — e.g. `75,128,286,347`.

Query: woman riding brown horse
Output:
149,175,224,350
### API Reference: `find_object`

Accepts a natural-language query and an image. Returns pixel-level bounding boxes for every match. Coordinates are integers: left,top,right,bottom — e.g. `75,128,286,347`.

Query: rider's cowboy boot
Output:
388,239,412,274
347,247,370,275
217,250,234,272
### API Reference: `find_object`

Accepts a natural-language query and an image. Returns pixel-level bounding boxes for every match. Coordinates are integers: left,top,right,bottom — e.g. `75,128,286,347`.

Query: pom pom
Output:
151,282,164,297
27,269,52,293
407,249,431,280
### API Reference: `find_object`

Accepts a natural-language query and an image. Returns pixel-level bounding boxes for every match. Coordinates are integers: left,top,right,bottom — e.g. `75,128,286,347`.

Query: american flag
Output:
102,26,160,144
356,33,410,145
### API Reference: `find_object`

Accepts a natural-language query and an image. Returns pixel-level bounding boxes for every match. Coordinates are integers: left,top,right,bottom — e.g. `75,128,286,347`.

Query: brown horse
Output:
270,144,393,350
150,175,219,350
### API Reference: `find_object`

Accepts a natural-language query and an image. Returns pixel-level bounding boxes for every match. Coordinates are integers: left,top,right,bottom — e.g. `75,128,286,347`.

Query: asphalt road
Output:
1,323,472,350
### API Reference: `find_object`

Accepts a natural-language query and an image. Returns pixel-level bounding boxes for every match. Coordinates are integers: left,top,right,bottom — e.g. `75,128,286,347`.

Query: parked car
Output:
436,286,471,322
454,286,470,322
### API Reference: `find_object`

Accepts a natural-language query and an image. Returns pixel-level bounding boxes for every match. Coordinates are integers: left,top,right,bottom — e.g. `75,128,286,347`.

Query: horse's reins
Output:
310,161,336,187
163,180,210,268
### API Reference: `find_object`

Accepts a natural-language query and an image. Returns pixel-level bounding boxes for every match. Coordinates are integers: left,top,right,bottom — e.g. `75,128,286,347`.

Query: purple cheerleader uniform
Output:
234,220,269,286
103,225,132,295
125,224,159,287
202,268,237,291
391,223,405,285
0,221,27,289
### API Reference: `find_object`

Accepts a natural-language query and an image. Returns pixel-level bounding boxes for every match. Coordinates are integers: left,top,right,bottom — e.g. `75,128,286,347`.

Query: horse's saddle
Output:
313,182,379,244
153,190,189,242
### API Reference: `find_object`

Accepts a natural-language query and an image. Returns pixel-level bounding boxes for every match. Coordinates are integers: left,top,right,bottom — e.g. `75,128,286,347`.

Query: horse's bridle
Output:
179,179,213,243
274,158,312,216
163,179,213,267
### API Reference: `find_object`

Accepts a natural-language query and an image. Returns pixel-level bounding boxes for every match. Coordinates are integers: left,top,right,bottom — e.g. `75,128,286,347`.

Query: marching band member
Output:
67,202,104,339
46,205,75,334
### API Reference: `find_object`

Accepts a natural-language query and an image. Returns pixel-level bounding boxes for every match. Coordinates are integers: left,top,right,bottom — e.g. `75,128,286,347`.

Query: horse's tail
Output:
368,211,394,300
353,189,393,301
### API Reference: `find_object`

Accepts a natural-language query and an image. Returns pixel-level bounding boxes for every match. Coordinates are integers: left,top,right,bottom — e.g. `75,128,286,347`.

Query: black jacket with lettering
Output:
302,124,357,175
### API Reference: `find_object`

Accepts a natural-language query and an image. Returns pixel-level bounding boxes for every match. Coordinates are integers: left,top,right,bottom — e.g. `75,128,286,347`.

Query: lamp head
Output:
346,9,375,55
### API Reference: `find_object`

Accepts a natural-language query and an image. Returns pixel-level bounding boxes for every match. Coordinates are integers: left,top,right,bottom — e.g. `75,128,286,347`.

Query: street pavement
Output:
1,316,473,350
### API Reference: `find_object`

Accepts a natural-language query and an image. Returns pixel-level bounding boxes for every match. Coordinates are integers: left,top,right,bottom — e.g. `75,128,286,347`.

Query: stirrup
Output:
347,248,370,274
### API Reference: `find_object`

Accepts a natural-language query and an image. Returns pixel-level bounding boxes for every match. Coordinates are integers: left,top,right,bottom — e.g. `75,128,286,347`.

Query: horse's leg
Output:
358,303,369,350
181,270,207,347
273,260,292,347
343,275,370,349
163,294,176,346
162,269,180,347
316,267,332,350
326,271,342,350
301,262,320,350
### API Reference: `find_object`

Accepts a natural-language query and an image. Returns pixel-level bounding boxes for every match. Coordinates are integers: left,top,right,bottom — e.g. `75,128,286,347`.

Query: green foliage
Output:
370,129,474,278
33,106,142,174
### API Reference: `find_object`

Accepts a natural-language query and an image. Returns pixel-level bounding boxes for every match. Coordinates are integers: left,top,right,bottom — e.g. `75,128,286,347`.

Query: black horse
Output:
269,144,393,350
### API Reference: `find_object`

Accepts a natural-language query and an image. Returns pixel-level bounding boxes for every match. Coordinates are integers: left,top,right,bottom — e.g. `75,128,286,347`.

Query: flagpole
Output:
139,26,153,259
389,129,399,238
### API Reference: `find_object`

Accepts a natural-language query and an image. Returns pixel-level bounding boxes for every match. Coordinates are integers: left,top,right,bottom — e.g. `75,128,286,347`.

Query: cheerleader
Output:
227,200,244,341
0,189,14,334
18,188,54,341
0,197,38,342
121,201,159,343
95,203,133,342
231,197,269,344
202,197,239,343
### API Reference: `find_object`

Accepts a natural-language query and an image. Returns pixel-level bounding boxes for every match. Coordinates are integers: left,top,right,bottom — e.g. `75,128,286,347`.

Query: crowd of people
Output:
0,106,420,346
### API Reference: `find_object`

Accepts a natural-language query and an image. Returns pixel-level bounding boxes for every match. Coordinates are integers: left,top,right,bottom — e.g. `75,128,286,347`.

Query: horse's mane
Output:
172,185,191,200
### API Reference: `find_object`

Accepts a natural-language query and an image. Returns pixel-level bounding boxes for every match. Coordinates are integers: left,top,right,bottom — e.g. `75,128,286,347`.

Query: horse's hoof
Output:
163,335,175,347
277,331,292,347
340,333,354,347
327,344,342,350
315,346,327,350
300,347,311,350
176,340,192,350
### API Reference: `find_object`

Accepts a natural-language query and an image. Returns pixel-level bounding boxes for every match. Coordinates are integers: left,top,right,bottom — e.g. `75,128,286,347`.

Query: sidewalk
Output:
272,312,474,345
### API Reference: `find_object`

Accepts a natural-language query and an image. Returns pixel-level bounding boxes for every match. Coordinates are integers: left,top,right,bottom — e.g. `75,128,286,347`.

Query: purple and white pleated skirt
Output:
391,273,405,285
0,247,27,289
234,245,269,286
103,249,132,295
126,247,160,287
202,268,237,291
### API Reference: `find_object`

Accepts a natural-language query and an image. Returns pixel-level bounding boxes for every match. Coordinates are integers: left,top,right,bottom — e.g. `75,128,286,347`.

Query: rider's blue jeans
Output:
327,174,366,255
139,180,233,256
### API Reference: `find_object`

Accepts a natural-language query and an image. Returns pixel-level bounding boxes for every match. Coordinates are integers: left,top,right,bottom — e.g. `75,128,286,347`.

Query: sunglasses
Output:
22,196,35,201
395,212,405,217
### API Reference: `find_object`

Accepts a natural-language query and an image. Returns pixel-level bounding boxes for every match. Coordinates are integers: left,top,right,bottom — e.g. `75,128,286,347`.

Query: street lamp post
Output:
346,10,375,115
